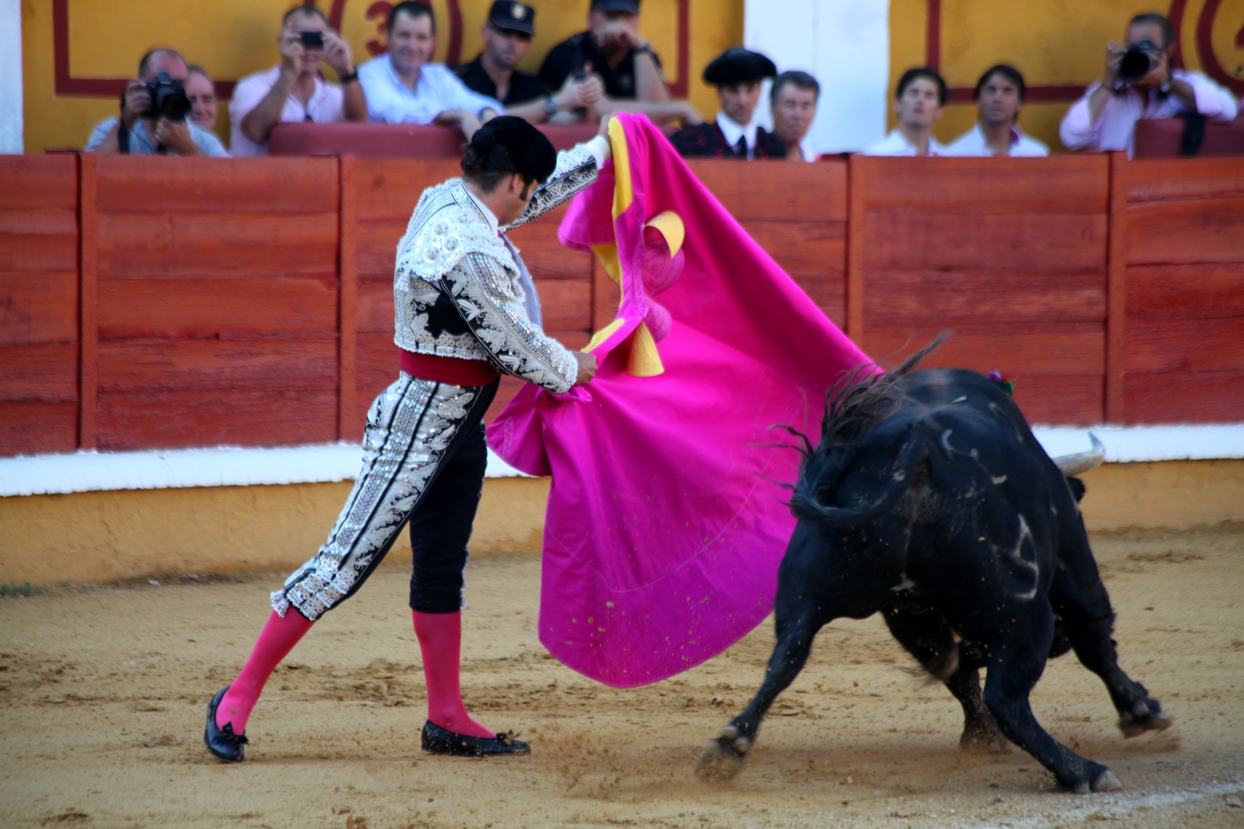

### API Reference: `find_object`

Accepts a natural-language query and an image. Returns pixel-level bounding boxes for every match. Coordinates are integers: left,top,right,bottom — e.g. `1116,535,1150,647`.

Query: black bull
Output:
696,358,1171,793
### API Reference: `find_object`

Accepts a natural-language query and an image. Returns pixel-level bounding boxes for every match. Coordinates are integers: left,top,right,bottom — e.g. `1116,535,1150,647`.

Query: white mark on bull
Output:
953,396,967,403
992,475,1007,484
892,573,917,593
1006,515,1039,601
970,448,979,459
893,470,906,481
941,430,954,453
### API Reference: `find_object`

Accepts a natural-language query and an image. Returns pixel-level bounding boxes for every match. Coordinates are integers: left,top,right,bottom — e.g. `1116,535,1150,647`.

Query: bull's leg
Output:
695,609,823,780
981,610,1121,793
1051,532,1171,737
881,607,1007,752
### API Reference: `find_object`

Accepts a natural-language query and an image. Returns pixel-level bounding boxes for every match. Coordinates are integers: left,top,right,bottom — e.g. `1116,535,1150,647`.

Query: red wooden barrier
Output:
0,155,80,454
849,155,1111,425
88,157,341,450
1,154,1242,458
1133,116,1244,159
1123,158,1244,422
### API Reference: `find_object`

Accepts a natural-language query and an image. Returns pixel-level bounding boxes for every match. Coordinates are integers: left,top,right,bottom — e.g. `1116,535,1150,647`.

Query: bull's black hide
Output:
697,351,1171,793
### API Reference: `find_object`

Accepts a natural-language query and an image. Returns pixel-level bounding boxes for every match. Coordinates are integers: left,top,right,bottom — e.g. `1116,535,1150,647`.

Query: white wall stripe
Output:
0,425,1241,498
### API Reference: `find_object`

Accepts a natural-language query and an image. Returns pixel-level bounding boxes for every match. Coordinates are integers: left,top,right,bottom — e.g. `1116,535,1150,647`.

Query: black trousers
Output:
272,374,499,620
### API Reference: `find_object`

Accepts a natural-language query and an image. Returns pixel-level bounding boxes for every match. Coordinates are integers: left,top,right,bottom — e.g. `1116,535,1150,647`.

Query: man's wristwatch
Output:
339,69,359,83
544,96,559,119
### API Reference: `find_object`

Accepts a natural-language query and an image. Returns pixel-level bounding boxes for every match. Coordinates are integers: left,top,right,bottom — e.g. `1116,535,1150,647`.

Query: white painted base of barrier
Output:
1,425,1242,498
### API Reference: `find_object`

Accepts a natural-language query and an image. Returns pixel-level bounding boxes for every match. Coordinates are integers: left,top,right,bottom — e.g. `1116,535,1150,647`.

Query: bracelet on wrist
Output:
339,70,359,83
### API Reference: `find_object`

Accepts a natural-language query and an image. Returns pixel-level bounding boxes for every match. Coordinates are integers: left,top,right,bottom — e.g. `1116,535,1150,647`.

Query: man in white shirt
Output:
1060,13,1238,157
770,70,820,162
358,1,503,141
946,65,1049,157
866,67,948,157
669,48,786,159
229,5,368,157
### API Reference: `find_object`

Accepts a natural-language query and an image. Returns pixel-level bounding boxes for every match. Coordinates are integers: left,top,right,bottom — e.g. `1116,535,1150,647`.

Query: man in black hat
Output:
205,116,611,763
456,1,604,123
670,48,786,159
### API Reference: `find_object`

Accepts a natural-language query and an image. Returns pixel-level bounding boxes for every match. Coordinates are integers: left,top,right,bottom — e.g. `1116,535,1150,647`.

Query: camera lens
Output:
1119,46,1154,82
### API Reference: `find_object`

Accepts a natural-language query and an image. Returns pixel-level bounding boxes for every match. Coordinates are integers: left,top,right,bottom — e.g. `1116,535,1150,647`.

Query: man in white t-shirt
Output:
229,5,368,157
945,65,1049,157
866,68,947,156
357,1,503,141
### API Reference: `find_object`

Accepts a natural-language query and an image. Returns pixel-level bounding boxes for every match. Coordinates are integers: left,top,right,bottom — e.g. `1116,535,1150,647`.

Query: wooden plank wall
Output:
851,155,1111,425
0,155,80,454
89,157,341,449
0,153,1241,458
1123,158,1244,423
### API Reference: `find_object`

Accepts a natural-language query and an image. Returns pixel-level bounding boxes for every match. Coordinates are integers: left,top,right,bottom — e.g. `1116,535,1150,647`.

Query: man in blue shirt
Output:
357,1,503,141
85,48,229,157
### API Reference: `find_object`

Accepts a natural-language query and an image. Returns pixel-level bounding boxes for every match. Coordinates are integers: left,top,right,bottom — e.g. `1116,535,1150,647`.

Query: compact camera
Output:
144,72,191,121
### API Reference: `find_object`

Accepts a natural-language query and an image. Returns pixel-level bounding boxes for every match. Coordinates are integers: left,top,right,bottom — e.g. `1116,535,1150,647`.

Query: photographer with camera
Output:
230,5,368,157
1060,12,1238,156
85,48,229,156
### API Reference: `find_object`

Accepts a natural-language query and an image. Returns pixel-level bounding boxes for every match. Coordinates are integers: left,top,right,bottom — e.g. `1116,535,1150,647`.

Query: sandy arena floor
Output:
1,526,1242,829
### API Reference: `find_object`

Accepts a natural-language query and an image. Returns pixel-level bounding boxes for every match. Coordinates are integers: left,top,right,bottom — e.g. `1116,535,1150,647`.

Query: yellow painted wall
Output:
889,0,1244,152
1,461,1242,588
20,0,742,153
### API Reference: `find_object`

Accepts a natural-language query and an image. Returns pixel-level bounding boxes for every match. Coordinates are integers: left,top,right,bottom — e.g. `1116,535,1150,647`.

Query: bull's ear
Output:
1066,477,1087,504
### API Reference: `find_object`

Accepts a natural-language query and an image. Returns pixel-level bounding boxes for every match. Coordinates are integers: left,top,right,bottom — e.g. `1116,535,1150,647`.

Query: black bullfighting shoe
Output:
204,686,249,763
421,721,531,757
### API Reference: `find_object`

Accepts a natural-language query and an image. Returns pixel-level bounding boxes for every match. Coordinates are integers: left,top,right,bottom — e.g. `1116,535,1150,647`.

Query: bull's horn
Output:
1053,433,1106,477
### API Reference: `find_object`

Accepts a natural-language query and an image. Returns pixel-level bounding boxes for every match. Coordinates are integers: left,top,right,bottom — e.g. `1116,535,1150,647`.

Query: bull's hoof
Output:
695,727,749,782
1092,769,1122,793
1119,699,1173,738
959,725,1011,755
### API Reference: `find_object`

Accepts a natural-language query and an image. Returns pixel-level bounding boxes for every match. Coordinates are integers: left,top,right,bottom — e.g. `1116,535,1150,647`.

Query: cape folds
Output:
486,114,874,687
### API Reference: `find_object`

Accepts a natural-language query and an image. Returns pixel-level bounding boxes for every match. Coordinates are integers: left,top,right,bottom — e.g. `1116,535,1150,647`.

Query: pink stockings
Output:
216,607,491,739
216,608,314,734
414,610,493,738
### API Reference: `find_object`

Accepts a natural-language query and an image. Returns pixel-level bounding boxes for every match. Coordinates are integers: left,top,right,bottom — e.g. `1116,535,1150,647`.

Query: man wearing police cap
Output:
670,48,786,159
456,1,604,123
205,116,610,762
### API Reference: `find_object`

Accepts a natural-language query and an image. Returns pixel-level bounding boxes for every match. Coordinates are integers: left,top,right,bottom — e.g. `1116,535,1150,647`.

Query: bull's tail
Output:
790,438,927,529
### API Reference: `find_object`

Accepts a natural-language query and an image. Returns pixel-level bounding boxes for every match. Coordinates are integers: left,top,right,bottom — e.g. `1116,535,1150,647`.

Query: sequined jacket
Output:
393,143,599,394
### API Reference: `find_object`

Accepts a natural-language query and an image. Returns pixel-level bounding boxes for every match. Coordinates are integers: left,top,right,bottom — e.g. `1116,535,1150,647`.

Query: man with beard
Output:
670,48,786,159
945,65,1048,157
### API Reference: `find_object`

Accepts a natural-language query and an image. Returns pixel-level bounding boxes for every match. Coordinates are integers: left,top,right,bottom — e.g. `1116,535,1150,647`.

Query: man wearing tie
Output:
670,48,786,160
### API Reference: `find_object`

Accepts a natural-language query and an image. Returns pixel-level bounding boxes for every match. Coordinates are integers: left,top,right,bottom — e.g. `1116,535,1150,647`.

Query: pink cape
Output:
487,115,873,687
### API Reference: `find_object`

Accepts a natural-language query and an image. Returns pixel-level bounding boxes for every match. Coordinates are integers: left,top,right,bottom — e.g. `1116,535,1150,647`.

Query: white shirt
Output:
794,137,818,162
716,111,758,159
945,123,1049,157
358,54,503,124
228,66,347,157
85,117,229,157
1059,69,1239,157
864,129,947,156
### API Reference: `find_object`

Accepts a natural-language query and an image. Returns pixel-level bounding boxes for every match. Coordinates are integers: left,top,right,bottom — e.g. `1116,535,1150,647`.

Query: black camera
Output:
145,72,191,121
299,31,324,49
1119,39,1163,83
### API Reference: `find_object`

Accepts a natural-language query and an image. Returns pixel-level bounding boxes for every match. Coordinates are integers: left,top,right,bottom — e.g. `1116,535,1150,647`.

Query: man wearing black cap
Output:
671,48,786,159
538,0,667,104
205,116,610,763
456,1,604,123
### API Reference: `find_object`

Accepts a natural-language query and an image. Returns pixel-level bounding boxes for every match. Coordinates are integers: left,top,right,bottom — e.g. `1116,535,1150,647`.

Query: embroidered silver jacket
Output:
391,144,598,395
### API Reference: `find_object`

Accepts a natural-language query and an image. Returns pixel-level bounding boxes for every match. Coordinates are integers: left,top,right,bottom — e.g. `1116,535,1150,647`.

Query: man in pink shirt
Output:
229,5,369,157
1060,12,1238,157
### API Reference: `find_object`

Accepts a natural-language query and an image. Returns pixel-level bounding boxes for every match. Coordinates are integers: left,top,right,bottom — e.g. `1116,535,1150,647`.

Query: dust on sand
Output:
1,526,1242,828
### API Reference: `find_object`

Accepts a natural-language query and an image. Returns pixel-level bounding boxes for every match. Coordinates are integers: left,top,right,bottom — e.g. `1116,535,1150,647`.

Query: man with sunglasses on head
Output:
456,1,603,124
230,4,367,157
